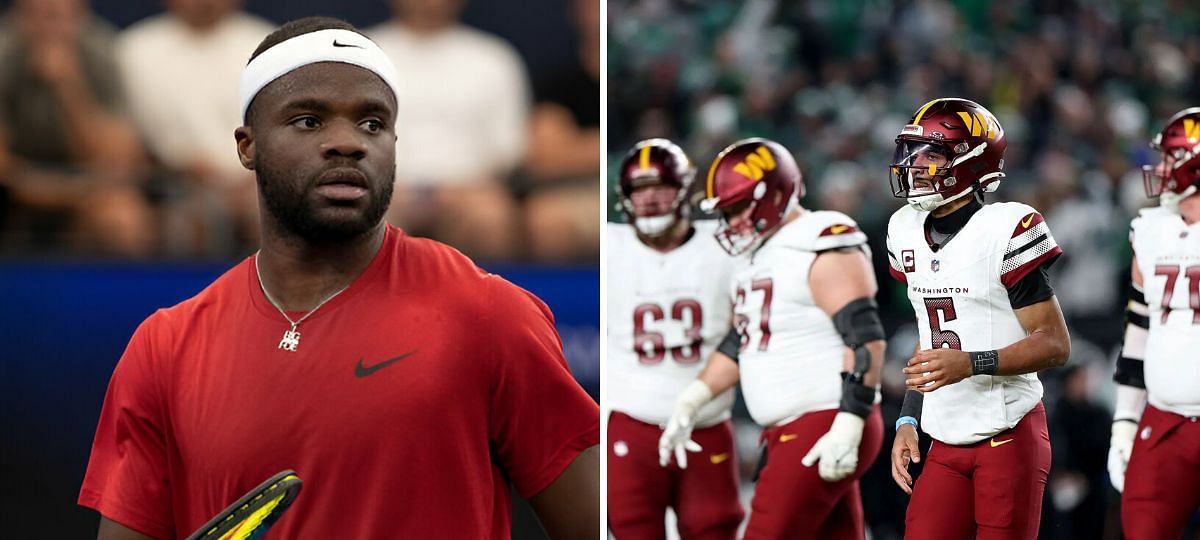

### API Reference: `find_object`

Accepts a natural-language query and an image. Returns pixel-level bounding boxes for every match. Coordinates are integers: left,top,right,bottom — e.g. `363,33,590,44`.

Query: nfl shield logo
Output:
931,259,940,272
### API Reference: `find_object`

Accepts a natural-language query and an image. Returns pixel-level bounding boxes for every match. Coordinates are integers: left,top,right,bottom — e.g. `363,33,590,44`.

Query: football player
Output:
885,98,1071,539
1109,107,1200,539
607,139,744,539
660,138,887,539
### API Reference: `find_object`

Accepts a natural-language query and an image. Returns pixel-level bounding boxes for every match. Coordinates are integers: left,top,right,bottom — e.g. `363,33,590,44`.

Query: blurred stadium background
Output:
0,0,597,538
608,0,1198,538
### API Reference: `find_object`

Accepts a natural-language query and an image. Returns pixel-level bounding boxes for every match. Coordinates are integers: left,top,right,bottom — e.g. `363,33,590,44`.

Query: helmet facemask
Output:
1142,139,1200,204
890,137,998,212
620,181,689,237
712,186,798,256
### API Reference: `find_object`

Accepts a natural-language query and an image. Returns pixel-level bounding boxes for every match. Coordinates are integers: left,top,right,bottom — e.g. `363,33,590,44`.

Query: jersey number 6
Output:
924,297,962,350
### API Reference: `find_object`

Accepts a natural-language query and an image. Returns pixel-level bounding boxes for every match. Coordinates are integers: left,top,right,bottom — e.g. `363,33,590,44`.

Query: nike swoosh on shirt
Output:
355,352,416,378
989,437,1014,448
779,433,799,443
1020,214,1034,228
710,453,730,464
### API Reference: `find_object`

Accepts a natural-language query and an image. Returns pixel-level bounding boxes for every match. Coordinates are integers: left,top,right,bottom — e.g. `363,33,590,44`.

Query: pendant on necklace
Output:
278,324,301,352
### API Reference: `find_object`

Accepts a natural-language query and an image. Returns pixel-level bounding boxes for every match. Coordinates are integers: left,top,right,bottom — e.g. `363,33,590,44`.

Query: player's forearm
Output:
529,445,599,540
698,351,740,396
861,339,885,388
993,326,1070,375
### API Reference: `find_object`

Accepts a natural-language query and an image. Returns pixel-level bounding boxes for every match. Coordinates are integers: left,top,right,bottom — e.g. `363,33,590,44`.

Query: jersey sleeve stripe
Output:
1002,232,1049,261
812,231,868,252
818,224,860,237
1005,220,1052,255
887,249,901,268
888,265,907,283
1001,244,1062,287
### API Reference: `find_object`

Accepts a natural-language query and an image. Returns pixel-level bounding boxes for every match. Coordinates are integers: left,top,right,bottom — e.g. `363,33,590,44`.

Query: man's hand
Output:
1108,420,1138,492
658,409,702,468
903,348,972,392
891,423,921,494
801,412,864,482
658,380,712,468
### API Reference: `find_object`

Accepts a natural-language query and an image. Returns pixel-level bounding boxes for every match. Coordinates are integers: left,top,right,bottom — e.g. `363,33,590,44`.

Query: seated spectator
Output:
0,0,153,257
521,0,600,262
118,0,272,256
369,0,527,262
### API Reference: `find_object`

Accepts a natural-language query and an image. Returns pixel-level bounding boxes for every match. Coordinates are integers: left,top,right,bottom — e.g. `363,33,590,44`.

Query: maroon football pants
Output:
606,411,743,540
743,406,884,540
904,402,1051,540
1122,404,1200,540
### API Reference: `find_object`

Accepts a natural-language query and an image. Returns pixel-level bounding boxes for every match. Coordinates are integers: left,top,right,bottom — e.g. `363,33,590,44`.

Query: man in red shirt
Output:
78,16,599,540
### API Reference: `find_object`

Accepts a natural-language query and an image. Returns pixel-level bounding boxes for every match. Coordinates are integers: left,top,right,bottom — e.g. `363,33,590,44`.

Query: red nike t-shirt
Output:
78,226,599,539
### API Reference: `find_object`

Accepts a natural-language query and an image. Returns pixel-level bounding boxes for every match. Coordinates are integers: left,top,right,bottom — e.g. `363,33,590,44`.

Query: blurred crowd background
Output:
608,0,1198,538
0,0,600,263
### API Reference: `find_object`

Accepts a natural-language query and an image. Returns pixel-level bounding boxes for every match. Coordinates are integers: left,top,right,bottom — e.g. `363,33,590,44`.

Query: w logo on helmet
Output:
1185,119,1200,142
732,146,777,181
957,111,997,139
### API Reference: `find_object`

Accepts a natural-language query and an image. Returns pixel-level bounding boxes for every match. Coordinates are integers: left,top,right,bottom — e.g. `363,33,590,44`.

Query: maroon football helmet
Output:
890,98,1007,212
1143,107,1200,201
701,138,804,255
617,139,695,236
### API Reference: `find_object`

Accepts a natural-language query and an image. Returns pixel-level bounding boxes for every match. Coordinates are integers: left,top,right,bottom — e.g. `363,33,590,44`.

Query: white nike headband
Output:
239,28,401,124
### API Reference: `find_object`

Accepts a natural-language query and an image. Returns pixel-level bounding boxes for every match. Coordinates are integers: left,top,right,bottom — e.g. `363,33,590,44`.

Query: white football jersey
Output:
733,210,875,427
886,202,1061,445
606,220,739,426
1131,206,1200,417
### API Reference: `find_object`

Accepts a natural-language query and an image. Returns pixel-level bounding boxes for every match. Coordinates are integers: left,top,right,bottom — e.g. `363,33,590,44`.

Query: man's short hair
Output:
249,16,362,64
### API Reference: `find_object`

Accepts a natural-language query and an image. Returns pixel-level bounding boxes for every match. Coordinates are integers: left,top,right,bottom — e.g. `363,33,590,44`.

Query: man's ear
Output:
235,126,255,170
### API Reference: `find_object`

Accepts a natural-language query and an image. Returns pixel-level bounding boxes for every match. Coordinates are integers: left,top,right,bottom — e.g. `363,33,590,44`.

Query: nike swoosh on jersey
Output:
710,453,730,464
989,437,1014,448
779,433,799,443
355,352,416,378
830,225,850,234
1020,214,1034,228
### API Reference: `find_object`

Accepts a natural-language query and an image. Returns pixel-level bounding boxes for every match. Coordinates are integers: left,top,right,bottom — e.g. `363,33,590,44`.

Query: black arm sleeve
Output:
716,327,741,363
1007,263,1054,309
899,390,924,422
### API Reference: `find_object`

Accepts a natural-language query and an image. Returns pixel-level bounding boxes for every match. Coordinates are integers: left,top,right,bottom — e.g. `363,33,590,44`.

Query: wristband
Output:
896,416,918,431
970,350,998,376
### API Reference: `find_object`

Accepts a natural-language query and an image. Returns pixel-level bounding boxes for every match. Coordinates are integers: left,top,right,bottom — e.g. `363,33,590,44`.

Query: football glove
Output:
802,412,865,482
1108,420,1138,493
658,380,712,469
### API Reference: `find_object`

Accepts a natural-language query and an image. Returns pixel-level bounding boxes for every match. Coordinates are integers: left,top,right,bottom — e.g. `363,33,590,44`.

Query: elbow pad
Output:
1115,283,1147,388
832,297,886,378
716,327,741,363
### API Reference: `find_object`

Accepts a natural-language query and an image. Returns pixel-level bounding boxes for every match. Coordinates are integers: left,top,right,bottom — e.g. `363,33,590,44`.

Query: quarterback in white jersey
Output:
1109,107,1200,540
885,98,1071,540
606,139,743,539
660,138,887,539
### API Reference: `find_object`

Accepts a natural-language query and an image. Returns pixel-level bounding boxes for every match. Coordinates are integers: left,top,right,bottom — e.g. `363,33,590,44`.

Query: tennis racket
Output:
185,470,302,540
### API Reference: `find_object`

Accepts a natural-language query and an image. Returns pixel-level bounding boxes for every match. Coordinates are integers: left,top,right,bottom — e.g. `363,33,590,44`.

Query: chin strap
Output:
908,185,977,212
634,214,678,236
1161,184,1199,212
